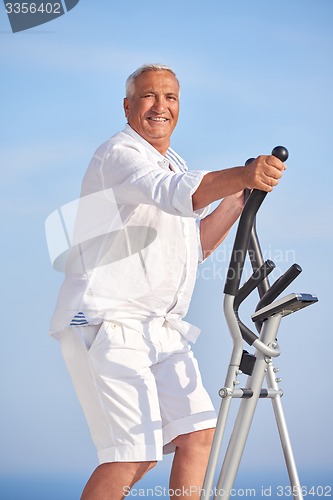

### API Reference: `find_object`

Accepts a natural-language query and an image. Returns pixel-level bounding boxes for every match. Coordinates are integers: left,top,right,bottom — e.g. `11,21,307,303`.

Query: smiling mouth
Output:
147,117,168,122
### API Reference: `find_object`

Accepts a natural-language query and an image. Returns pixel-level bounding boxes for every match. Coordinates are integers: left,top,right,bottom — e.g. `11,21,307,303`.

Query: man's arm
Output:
199,191,245,260
192,155,286,210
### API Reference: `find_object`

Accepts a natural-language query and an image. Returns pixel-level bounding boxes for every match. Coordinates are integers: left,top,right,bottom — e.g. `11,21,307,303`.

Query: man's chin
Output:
144,129,170,141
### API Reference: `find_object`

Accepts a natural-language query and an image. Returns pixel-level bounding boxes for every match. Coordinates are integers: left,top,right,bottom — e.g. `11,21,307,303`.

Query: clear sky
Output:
1,0,332,497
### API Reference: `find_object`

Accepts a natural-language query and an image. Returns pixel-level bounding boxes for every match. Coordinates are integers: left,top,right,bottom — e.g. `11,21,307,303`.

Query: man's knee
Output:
126,460,157,483
172,428,215,451
96,460,157,483
139,460,158,475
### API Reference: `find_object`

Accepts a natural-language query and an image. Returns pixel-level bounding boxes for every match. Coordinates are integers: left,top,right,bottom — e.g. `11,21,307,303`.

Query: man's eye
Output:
142,94,154,98
167,95,177,101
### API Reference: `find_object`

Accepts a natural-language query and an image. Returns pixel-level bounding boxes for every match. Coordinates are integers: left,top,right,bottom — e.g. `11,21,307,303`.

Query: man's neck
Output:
126,123,170,156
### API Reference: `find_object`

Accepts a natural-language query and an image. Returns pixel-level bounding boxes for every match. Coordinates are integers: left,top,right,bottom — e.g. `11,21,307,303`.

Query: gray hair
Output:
125,63,179,98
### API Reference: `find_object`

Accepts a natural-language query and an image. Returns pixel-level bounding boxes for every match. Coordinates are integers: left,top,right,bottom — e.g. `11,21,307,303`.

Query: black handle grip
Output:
254,263,302,332
234,260,276,310
255,263,302,313
271,146,289,162
223,146,288,297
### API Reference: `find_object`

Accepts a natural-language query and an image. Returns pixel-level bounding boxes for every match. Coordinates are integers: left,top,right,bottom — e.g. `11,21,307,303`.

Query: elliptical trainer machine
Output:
201,147,318,500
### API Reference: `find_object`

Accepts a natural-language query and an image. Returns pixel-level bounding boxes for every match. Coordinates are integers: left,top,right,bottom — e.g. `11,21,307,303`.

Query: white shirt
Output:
49,125,209,342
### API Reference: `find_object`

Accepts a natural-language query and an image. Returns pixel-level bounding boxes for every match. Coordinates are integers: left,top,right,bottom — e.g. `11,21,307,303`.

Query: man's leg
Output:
60,326,163,499
169,429,215,499
81,460,157,500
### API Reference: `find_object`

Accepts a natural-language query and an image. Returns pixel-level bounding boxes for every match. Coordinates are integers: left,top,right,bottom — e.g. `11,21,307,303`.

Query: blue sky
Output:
1,0,332,496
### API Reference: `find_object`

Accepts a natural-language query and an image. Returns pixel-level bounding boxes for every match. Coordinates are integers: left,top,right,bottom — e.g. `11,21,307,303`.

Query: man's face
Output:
123,70,180,155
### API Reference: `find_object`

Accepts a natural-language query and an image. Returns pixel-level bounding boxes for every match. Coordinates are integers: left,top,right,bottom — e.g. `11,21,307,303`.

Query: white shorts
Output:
60,320,216,464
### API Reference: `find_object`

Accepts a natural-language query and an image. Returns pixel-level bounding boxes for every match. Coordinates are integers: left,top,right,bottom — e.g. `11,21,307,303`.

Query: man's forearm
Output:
193,167,246,211
200,194,244,260
192,155,286,211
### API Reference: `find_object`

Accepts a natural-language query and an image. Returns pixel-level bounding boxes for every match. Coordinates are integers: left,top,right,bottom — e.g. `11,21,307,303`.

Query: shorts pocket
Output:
88,321,122,352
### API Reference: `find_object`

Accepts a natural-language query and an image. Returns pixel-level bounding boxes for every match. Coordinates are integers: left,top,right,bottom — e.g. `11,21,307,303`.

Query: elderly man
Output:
50,63,285,499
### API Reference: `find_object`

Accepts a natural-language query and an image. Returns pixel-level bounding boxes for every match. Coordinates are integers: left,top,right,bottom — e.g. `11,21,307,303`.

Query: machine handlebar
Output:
223,146,288,297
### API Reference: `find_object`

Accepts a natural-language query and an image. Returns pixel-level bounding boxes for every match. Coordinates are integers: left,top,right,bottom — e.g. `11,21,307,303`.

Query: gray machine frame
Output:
201,148,318,500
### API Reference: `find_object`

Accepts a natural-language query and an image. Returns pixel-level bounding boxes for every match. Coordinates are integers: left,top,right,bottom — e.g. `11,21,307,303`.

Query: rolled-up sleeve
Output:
100,143,210,218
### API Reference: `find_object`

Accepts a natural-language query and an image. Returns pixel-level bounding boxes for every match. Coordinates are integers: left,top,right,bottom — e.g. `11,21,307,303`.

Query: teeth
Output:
149,117,167,121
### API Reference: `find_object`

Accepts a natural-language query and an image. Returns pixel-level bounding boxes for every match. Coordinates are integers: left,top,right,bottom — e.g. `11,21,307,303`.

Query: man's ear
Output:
123,98,130,118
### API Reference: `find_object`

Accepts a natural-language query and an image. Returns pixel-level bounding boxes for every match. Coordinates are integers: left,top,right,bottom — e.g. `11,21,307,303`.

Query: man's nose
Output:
151,96,166,113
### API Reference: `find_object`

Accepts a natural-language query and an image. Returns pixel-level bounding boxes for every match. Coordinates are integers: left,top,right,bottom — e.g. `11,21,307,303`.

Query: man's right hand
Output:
244,155,287,193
